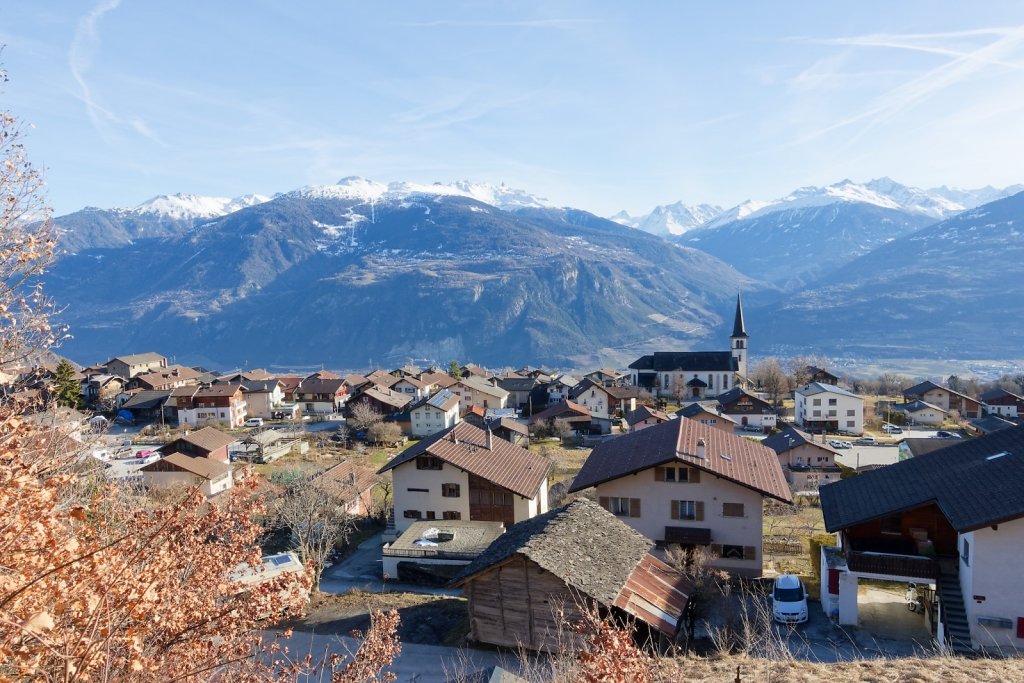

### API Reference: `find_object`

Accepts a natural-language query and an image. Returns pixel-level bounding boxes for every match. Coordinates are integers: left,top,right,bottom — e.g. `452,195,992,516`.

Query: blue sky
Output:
5,1,1024,216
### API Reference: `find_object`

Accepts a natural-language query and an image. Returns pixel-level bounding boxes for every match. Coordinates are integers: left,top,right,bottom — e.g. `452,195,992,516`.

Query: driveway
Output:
319,532,460,597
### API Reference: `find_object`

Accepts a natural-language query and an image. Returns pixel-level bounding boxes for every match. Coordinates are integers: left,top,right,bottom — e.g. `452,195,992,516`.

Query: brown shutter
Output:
709,543,722,558
654,467,666,482
599,496,610,511
743,546,757,561
629,498,641,518
695,501,704,521
670,500,679,520
690,468,701,483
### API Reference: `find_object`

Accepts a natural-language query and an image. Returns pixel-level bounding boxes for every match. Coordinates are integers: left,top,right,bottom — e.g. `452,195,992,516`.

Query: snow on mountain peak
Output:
289,178,551,210
125,193,270,220
611,201,724,236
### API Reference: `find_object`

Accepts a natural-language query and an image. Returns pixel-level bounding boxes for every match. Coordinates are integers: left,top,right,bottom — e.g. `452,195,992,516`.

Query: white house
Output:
568,416,792,577
794,382,864,435
392,375,432,400
378,422,551,536
453,376,510,414
140,453,233,497
894,400,948,426
241,379,287,419
408,389,461,438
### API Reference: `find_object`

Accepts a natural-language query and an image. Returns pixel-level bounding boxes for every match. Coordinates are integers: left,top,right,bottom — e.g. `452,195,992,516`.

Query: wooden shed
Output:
452,498,693,652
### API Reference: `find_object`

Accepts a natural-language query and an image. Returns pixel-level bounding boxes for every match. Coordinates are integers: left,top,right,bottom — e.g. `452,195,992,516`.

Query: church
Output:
628,295,749,399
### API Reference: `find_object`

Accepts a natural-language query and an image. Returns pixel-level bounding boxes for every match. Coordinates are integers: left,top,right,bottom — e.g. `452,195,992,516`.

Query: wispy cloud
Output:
398,18,596,29
68,0,122,137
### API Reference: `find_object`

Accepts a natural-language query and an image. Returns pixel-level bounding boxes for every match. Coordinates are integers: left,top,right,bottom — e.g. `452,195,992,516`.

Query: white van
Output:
771,574,808,624
244,417,264,428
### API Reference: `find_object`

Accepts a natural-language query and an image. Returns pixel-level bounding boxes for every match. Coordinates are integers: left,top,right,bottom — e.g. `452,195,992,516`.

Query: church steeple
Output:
731,294,748,339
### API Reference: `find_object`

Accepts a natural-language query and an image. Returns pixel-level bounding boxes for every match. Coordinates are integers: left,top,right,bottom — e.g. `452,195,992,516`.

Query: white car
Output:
244,417,264,428
771,574,808,624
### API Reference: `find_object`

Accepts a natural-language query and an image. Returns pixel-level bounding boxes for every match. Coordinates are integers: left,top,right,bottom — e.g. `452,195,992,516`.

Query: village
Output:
10,297,1024,679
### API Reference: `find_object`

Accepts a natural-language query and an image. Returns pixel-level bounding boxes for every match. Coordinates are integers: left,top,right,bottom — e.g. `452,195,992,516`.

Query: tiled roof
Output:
142,452,231,480
496,376,538,392
762,426,840,455
297,378,347,395
604,385,639,400
106,352,165,366
361,385,413,410
628,351,738,372
459,376,510,399
312,461,378,502
195,384,244,398
240,379,283,393
569,417,792,503
418,371,457,388
377,422,550,499
527,400,590,425
179,426,236,453
820,425,1024,532
489,416,529,436
903,380,978,404
625,405,671,425
134,365,203,387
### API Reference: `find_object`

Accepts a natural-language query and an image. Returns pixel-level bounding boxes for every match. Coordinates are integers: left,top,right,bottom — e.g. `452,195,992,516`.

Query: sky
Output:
5,1,1024,217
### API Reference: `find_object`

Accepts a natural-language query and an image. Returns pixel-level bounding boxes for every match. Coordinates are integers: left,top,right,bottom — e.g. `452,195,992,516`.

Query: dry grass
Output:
533,444,590,484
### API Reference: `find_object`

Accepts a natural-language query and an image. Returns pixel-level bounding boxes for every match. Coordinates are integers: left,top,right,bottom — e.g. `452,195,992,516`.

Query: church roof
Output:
732,294,748,338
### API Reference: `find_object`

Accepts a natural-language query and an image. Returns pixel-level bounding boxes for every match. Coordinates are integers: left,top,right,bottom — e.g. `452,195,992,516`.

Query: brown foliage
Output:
571,606,653,683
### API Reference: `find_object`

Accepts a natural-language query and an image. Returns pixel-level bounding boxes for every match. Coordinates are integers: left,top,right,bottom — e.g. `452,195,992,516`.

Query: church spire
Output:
731,293,748,339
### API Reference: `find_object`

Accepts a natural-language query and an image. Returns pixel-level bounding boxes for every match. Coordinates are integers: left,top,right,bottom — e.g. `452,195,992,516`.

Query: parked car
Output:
841,441,853,449
244,417,264,428
771,574,808,624
743,424,762,433
935,430,962,439
854,436,876,445
882,423,903,434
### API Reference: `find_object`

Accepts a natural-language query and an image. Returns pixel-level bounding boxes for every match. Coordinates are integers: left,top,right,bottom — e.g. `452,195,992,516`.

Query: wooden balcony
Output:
846,550,937,580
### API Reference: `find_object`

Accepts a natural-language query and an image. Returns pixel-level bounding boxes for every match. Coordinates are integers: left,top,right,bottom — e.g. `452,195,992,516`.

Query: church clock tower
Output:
730,294,749,381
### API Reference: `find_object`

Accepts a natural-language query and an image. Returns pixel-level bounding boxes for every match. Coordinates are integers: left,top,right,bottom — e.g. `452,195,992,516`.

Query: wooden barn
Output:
451,498,693,652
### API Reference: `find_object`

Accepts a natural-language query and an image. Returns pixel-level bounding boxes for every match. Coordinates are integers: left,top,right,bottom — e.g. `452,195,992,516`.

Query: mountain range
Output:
46,175,1024,370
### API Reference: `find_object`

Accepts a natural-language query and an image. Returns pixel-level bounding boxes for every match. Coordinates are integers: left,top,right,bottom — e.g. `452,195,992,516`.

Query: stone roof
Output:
821,425,1024,532
121,389,172,410
459,375,510,399
628,351,738,373
527,400,591,425
569,417,792,503
377,422,550,499
625,405,671,425
794,382,862,399
762,426,840,455
105,352,165,366
313,461,378,502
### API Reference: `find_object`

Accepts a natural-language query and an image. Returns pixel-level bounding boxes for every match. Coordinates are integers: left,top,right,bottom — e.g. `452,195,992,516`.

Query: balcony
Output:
846,550,937,580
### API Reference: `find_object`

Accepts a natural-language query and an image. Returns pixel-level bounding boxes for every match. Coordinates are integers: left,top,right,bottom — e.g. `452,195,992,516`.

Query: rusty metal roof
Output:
377,422,550,499
614,554,694,636
568,416,792,503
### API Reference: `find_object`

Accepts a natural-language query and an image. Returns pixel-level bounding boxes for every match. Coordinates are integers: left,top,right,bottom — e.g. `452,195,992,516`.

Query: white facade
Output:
178,400,247,428
594,464,766,577
245,386,286,419
453,378,509,413
393,378,430,399
409,402,460,438
574,385,611,419
390,459,547,535
902,404,947,426
958,518,1024,651
795,383,864,435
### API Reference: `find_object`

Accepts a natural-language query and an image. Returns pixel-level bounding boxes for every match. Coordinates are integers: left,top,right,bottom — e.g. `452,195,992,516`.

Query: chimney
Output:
697,438,706,459
451,429,458,445
486,425,493,450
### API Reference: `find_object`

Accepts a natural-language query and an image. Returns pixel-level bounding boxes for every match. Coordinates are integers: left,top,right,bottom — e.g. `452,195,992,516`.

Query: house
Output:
761,426,843,490
240,379,290,419
628,296,748,398
131,365,203,391
979,388,1024,419
382,520,506,584
485,416,529,447
969,415,1017,435
903,381,982,419
453,376,510,414
217,369,273,383
804,366,840,385
391,375,432,400
408,389,461,438
377,422,551,536
294,377,348,415
176,384,248,428
158,426,236,463
893,400,948,426
794,382,864,435
103,352,167,379
819,425,1024,654
349,384,412,418
624,405,672,433
276,376,305,403
312,461,379,516
417,371,457,391
140,453,233,497
81,373,126,404
460,363,489,378
568,416,792,577
674,402,737,433
527,400,592,434
569,379,638,433
120,389,173,423
715,387,777,432
452,498,693,652
541,374,579,405
584,367,627,387
495,376,538,411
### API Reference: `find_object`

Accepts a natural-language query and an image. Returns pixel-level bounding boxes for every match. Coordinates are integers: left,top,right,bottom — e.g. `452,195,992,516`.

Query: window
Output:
674,500,702,521
406,487,429,493
813,398,821,406
441,483,461,497
880,514,902,534
828,410,837,417
661,466,695,483
416,456,443,470
722,502,745,517
601,496,640,518
962,538,970,566
828,398,837,406
813,410,821,417
721,544,745,559
846,420,855,427
847,409,855,416
403,510,421,519
425,511,436,520
443,511,462,520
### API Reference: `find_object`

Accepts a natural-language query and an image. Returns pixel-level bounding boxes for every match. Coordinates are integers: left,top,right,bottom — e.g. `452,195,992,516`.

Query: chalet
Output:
408,389,461,438
624,405,672,433
584,367,628,386
674,402,737,433
239,379,291,419
460,363,489,378
542,374,579,404
568,417,792,577
130,365,203,391
177,384,247,428
453,376,510,414
495,376,538,411
81,374,125,403
378,422,551,535
103,352,167,379
715,387,777,431
761,426,842,490
391,375,432,399
348,384,412,418
979,388,1024,419
452,499,693,652
157,426,236,463
312,461,379,516
527,400,592,434
804,366,840,385
819,425,1024,654
794,382,864,434
903,381,982,419
294,377,347,415
628,296,749,398
892,399,948,426
485,416,529,447
140,453,233,498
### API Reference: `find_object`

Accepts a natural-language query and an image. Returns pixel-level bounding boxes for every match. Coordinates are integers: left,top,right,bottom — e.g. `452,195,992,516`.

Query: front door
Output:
468,474,516,526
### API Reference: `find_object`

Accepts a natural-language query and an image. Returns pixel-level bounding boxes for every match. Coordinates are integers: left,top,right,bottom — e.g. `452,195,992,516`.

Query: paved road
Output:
319,532,460,597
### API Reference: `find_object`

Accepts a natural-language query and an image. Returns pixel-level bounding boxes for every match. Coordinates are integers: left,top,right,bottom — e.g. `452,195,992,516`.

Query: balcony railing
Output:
846,550,937,580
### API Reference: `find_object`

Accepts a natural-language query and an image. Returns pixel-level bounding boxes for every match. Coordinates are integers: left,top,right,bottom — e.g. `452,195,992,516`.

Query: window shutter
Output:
599,496,610,511
670,500,679,520
709,544,722,558
743,546,756,561
630,498,641,518
690,468,701,483
695,501,704,521
654,467,665,482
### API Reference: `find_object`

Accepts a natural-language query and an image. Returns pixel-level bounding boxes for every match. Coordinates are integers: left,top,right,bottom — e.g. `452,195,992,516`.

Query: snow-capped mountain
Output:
610,201,723,236
124,193,271,220
288,176,551,211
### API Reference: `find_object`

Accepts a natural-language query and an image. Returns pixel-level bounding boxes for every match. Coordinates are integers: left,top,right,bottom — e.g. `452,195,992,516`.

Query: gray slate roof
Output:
628,351,738,372
451,498,653,606
794,382,862,399
121,389,172,410
820,424,1024,533
762,426,839,455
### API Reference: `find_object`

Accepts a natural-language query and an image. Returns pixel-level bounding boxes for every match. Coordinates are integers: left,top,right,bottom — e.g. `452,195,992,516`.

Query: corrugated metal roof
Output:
614,554,693,636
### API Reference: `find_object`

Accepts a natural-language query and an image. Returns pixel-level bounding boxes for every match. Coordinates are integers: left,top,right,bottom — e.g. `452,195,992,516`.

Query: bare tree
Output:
751,357,788,409
349,401,385,431
367,420,402,446
275,479,356,588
